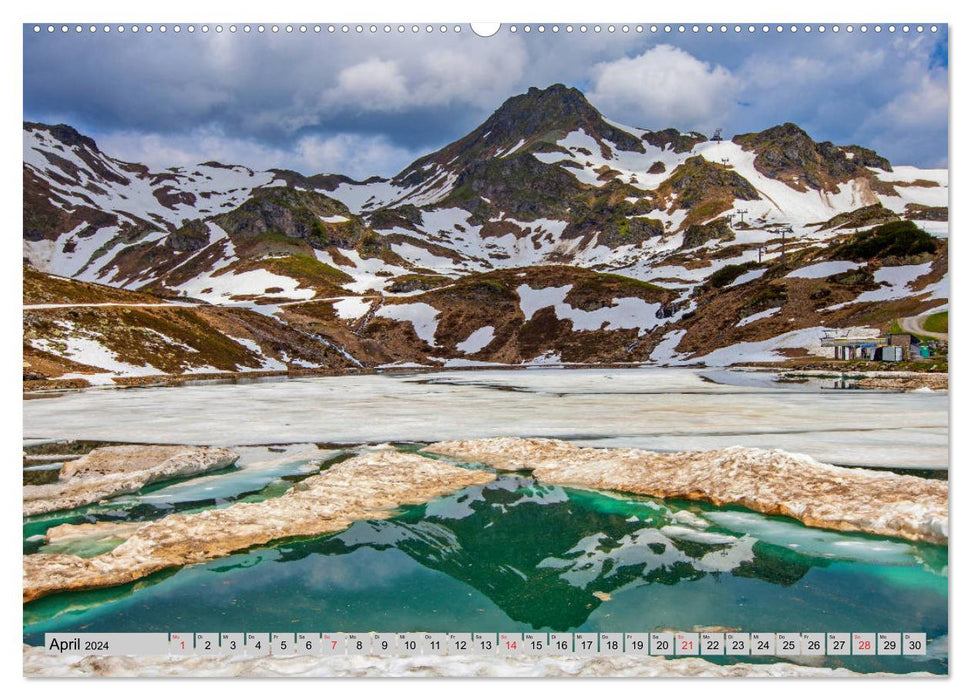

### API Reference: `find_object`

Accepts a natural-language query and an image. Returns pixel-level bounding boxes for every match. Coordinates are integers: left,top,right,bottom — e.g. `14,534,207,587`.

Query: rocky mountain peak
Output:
392,84,645,190
482,83,645,155
25,121,101,152
482,83,601,138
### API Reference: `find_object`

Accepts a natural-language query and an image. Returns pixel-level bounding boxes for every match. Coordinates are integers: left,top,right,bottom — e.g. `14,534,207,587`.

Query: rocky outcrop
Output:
652,157,760,229
659,156,761,210
23,451,494,602
733,123,891,193
642,128,707,154
403,85,654,225
164,219,210,252
680,218,734,250
904,203,948,222
856,374,948,391
400,84,644,192
816,204,899,231
213,187,366,250
445,152,583,223
426,438,947,544
23,446,239,516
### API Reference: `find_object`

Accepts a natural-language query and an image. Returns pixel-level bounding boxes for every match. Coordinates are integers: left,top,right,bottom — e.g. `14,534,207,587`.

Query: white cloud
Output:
589,45,740,129
413,43,529,107
865,72,948,131
326,58,411,111
26,30,948,171
318,36,529,115
854,69,948,167
97,128,422,179
293,133,421,177
743,50,885,90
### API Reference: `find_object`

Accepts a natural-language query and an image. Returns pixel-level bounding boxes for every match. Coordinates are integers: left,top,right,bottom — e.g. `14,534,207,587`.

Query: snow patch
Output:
785,261,862,280
517,284,662,332
737,307,781,327
456,326,495,354
727,268,766,287
376,303,441,346
332,297,373,321
691,326,837,366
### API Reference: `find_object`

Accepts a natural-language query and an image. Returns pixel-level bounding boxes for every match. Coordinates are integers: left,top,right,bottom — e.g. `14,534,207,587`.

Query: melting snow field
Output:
785,261,862,279
517,284,662,332
827,263,946,311
375,303,441,345
456,326,495,354
23,368,947,469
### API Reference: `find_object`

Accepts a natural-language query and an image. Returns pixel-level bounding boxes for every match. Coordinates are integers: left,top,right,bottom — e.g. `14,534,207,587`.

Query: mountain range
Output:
22,84,949,385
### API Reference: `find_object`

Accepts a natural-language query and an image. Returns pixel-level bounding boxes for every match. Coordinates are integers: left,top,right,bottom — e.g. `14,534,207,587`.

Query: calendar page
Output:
21,16,949,680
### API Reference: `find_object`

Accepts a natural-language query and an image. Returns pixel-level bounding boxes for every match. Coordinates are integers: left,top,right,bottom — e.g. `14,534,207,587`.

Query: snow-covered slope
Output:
22,85,949,379
24,86,948,301
24,125,279,230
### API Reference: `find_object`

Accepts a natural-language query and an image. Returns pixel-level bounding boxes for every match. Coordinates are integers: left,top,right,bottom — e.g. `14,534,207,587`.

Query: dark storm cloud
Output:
23,25,948,176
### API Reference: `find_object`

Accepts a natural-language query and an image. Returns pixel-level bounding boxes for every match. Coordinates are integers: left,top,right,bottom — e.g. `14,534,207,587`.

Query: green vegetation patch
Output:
816,204,899,231
681,217,734,250
832,220,938,262
708,262,758,288
257,254,354,287
447,275,518,302
924,311,948,334
388,274,451,294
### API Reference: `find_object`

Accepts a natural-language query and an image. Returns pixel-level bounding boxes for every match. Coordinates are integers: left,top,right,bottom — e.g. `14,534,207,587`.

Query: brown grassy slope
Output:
23,265,162,305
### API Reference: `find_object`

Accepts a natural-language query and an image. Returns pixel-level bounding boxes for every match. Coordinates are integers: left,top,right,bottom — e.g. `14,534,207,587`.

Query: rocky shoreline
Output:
774,368,948,391
21,646,933,678
428,438,948,544
855,375,948,391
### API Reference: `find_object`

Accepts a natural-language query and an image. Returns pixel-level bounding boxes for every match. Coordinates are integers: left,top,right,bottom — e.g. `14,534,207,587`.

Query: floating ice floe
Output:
427,437,948,544
23,451,494,602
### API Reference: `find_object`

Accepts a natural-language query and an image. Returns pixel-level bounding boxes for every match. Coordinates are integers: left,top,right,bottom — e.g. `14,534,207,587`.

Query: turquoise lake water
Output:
23,456,947,675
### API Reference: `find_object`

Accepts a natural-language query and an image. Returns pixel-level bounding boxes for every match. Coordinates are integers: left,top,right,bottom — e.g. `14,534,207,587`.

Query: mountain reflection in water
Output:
24,474,947,674
295,476,808,630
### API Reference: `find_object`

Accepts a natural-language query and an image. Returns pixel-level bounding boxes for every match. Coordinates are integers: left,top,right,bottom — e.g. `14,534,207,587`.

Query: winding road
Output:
898,312,948,341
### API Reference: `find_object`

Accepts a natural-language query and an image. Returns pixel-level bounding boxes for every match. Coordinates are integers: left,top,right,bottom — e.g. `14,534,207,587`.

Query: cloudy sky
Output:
23,25,948,178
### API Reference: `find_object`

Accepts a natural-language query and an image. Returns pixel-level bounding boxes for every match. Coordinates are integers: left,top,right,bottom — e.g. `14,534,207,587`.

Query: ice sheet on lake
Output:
22,368,947,469
575,426,948,470
703,510,923,566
